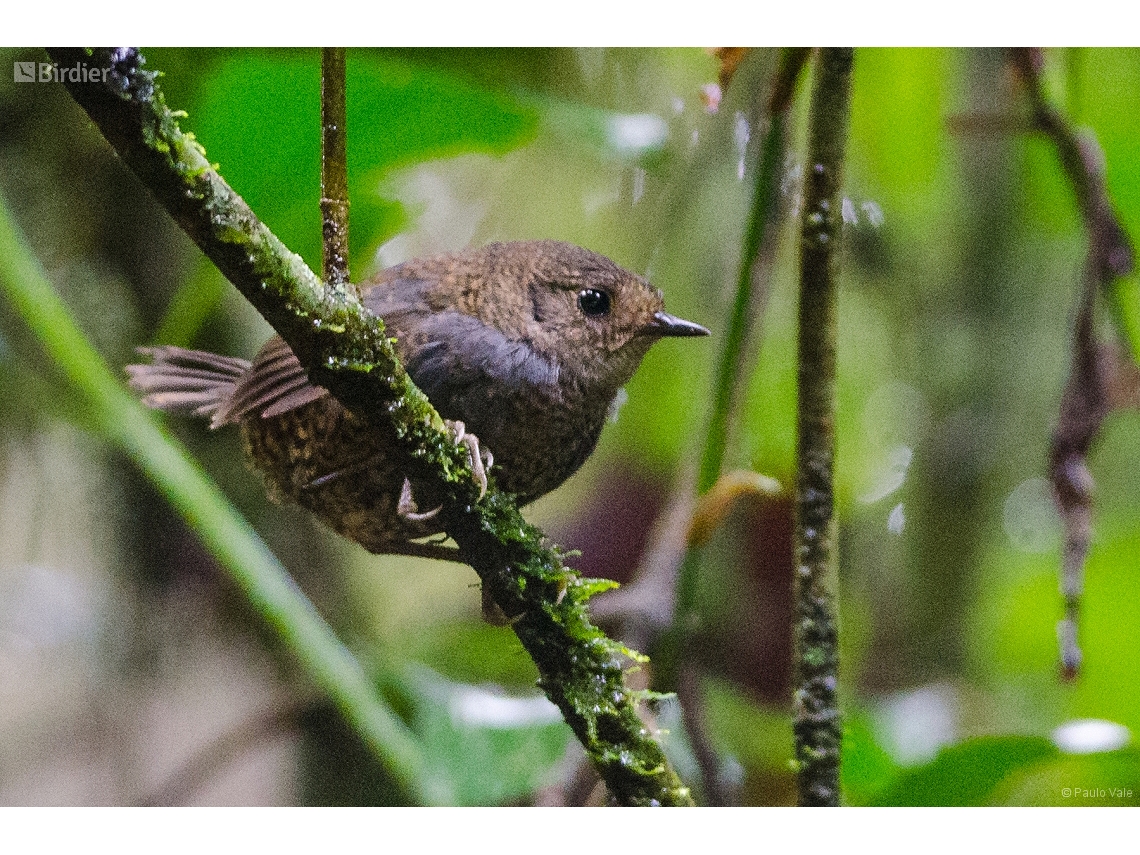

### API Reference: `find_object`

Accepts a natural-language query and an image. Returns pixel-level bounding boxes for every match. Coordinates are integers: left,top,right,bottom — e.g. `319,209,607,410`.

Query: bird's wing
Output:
213,272,558,424
367,271,560,416
209,271,435,425
399,310,558,407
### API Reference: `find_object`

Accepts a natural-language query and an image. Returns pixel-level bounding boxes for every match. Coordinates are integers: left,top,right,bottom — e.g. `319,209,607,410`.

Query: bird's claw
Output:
446,420,492,499
397,420,492,525
397,477,442,523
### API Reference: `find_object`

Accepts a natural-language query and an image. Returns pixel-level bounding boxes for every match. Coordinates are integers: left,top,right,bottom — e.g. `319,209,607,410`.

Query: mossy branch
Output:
793,46,853,807
46,46,691,806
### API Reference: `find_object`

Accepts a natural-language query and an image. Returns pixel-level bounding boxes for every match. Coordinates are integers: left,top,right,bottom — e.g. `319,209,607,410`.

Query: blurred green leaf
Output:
189,50,539,275
997,748,1140,806
395,667,572,806
399,619,541,691
870,736,1057,806
842,712,899,805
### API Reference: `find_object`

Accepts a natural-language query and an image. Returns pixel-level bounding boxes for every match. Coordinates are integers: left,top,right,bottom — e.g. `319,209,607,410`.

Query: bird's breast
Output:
435,377,610,504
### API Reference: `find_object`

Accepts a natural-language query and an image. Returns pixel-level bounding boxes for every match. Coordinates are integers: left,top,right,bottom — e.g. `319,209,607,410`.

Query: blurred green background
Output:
0,47,1138,806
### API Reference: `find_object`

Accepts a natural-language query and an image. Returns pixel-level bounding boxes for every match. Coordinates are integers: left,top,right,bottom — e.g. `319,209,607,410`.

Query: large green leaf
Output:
396,667,573,806
870,736,1057,806
997,748,1140,806
398,618,541,692
187,50,539,274
841,713,899,806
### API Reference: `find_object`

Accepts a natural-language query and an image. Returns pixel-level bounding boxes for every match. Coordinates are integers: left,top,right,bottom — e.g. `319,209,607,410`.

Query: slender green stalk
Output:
0,194,432,804
696,110,789,494
652,49,807,805
793,47,853,807
671,51,806,654
663,110,789,692
697,48,807,495
321,47,351,292
44,47,690,805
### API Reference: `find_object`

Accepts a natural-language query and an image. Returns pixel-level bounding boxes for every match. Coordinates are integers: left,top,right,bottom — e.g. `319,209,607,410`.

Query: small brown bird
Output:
128,240,708,560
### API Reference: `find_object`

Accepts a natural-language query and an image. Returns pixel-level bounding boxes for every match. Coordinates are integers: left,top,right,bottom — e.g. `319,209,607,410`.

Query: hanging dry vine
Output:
1010,48,1138,679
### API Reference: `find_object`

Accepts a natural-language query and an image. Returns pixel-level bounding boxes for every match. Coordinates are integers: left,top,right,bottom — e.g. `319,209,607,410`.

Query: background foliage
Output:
0,47,1138,805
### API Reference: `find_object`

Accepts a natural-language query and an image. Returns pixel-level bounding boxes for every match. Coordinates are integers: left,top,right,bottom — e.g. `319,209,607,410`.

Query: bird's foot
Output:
367,536,463,563
396,421,492,526
398,477,443,523
445,420,493,499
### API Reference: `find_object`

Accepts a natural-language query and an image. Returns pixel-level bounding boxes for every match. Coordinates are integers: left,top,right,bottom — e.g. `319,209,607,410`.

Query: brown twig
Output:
677,664,732,805
321,48,351,294
1009,47,1136,680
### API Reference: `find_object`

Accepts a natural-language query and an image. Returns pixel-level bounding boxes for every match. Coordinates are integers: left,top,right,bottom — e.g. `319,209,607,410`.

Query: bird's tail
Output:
126,346,252,429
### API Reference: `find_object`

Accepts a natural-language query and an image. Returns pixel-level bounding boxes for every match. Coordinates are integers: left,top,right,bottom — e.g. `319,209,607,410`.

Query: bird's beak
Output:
642,311,710,338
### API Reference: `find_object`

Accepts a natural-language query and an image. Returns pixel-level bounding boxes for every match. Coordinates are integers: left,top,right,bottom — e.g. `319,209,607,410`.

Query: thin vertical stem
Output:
793,46,853,807
697,47,808,495
677,110,788,631
659,55,802,702
655,49,807,805
321,47,351,292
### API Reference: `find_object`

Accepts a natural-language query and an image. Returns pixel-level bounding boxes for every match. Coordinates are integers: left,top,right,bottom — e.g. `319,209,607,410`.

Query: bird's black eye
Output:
577,288,611,317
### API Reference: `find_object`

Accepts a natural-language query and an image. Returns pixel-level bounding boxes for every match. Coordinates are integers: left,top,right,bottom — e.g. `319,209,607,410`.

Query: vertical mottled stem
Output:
321,47,351,291
793,47,852,807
